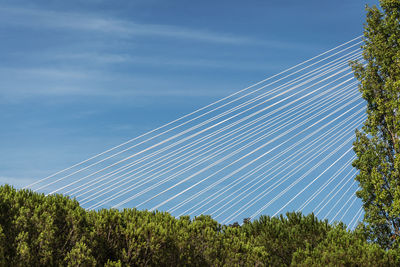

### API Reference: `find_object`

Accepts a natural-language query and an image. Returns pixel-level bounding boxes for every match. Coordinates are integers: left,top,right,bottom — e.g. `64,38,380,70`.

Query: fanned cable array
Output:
26,36,366,228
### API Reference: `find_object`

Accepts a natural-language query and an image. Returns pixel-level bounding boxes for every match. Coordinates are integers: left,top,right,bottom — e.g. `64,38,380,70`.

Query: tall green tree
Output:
352,0,400,249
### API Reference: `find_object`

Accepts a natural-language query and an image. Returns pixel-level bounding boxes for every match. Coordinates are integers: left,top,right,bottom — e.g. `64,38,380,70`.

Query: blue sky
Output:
0,0,378,222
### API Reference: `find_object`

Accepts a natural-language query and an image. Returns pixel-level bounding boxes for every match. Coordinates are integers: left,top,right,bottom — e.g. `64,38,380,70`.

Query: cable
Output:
87,65,360,209
79,63,360,206
67,49,362,198
28,37,363,192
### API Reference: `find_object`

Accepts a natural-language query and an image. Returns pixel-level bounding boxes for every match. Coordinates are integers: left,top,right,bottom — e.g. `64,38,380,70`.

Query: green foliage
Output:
292,224,400,266
64,238,96,267
242,212,330,266
0,225,5,267
0,184,87,266
351,0,400,249
104,259,123,267
0,185,399,265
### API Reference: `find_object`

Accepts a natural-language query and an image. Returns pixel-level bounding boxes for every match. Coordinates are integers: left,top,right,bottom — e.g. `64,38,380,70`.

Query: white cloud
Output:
17,68,88,79
55,53,130,64
43,51,283,71
0,6,258,45
0,66,234,98
0,6,305,100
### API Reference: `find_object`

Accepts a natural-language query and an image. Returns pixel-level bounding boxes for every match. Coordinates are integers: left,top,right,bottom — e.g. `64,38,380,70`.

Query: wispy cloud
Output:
0,5,309,101
0,6,258,45
54,53,130,64
44,52,284,71
15,68,88,79
0,66,234,99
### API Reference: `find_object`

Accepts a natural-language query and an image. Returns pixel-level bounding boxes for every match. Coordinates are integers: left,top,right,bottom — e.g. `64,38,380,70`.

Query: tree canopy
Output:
351,0,400,249
0,185,399,266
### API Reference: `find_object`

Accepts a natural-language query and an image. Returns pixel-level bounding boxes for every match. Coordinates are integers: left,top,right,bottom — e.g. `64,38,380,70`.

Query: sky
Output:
0,0,379,221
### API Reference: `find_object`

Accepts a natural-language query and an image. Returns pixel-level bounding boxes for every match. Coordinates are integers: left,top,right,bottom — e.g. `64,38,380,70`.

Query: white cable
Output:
178,105,364,216
212,114,363,221
218,103,364,223
349,206,363,229
78,65,360,205
314,169,357,216
92,90,354,209
171,84,361,214
272,146,354,217
57,52,362,196
350,207,364,230
67,49,362,197
297,155,356,211
323,179,357,220
87,66,359,209
194,111,364,217
145,93,363,212
244,137,354,223
31,38,363,192
334,194,358,222
80,81,354,204
223,111,361,224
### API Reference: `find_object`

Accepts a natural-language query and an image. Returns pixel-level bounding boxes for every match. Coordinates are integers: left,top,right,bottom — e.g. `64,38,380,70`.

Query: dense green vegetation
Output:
351,0,400,249
0,184,399,266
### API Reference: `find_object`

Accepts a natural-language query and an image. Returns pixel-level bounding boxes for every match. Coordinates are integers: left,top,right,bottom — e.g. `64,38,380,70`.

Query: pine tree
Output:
352,0,400,249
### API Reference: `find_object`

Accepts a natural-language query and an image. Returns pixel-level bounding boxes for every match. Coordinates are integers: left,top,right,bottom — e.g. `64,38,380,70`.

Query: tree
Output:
291,223,399,266
0,225,5,267
242,212,330,266
2,185,400,264
351,0,400,249
64,238,96,267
